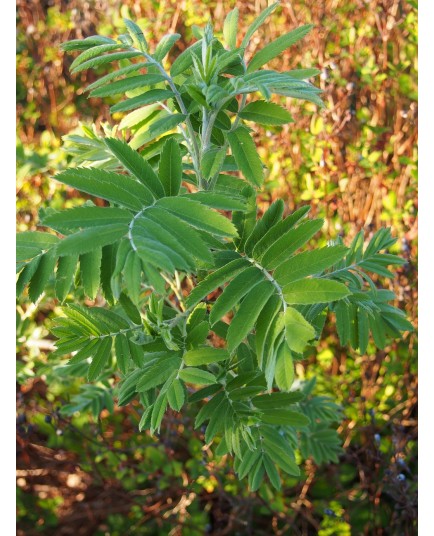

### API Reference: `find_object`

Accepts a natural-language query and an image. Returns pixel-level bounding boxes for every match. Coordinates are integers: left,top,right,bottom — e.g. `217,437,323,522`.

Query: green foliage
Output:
16,6,412,493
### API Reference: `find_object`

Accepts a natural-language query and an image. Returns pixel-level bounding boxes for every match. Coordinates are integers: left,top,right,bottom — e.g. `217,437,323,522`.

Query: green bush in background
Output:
16,1,417,534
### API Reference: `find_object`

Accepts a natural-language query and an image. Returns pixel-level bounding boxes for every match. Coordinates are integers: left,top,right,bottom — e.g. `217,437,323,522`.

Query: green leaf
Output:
209,266,264,325
239,101,293,125
150,392,168,434
255,294,282,368
105,137,165,198
88,338,112,381
274,343,295,391
28,250,58,302
157,197,238,237
42,206,132,234
244,199,284,256
186,258,249,308
16,231,59,262
55,255,78,302
240,2,279,48
184,347,229,366
170,40,203,77
237,450,261,479
61,35,116,52
227,280,275,352
283,279,351,304
159,138,182,196
260,408,309,427
110,89,175,113
179,367,217,385
85,61,148,91
223,7,239,49
124,18,148,51
56,224,128,256
249,456,265,491
194,390,225,426
154,33,181,61
201,146,227,180
130,114,186,149
274,245,348,285
114,334,131,374
247,24,314,73
145,206,213,265
89,74,166,97
55,168,153,210
167,379,185,411
71,51,142,73
263,454,281,490
284,307,315,353
182,192,246,212
227,127,264,187
80,248,102,299
136,355,181,391
186,321,209,348
132,215,194,272
252,391,303,410
260,219,324,269
70,44,121,71
252,205,310,260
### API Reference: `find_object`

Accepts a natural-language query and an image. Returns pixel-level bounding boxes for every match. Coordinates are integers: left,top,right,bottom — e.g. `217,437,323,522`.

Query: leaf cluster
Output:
16,4,412,491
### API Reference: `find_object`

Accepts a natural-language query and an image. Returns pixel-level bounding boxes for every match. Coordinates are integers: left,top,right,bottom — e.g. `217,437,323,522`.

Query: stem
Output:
247,257,287,312
128,206,152,252
133,48,203,185
208,61,248,191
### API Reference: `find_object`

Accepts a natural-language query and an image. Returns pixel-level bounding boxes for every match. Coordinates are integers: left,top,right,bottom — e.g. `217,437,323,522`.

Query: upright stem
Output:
135,49,203,186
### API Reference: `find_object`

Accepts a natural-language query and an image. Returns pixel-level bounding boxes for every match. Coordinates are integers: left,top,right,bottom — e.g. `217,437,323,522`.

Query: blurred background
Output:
16,0,417,534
